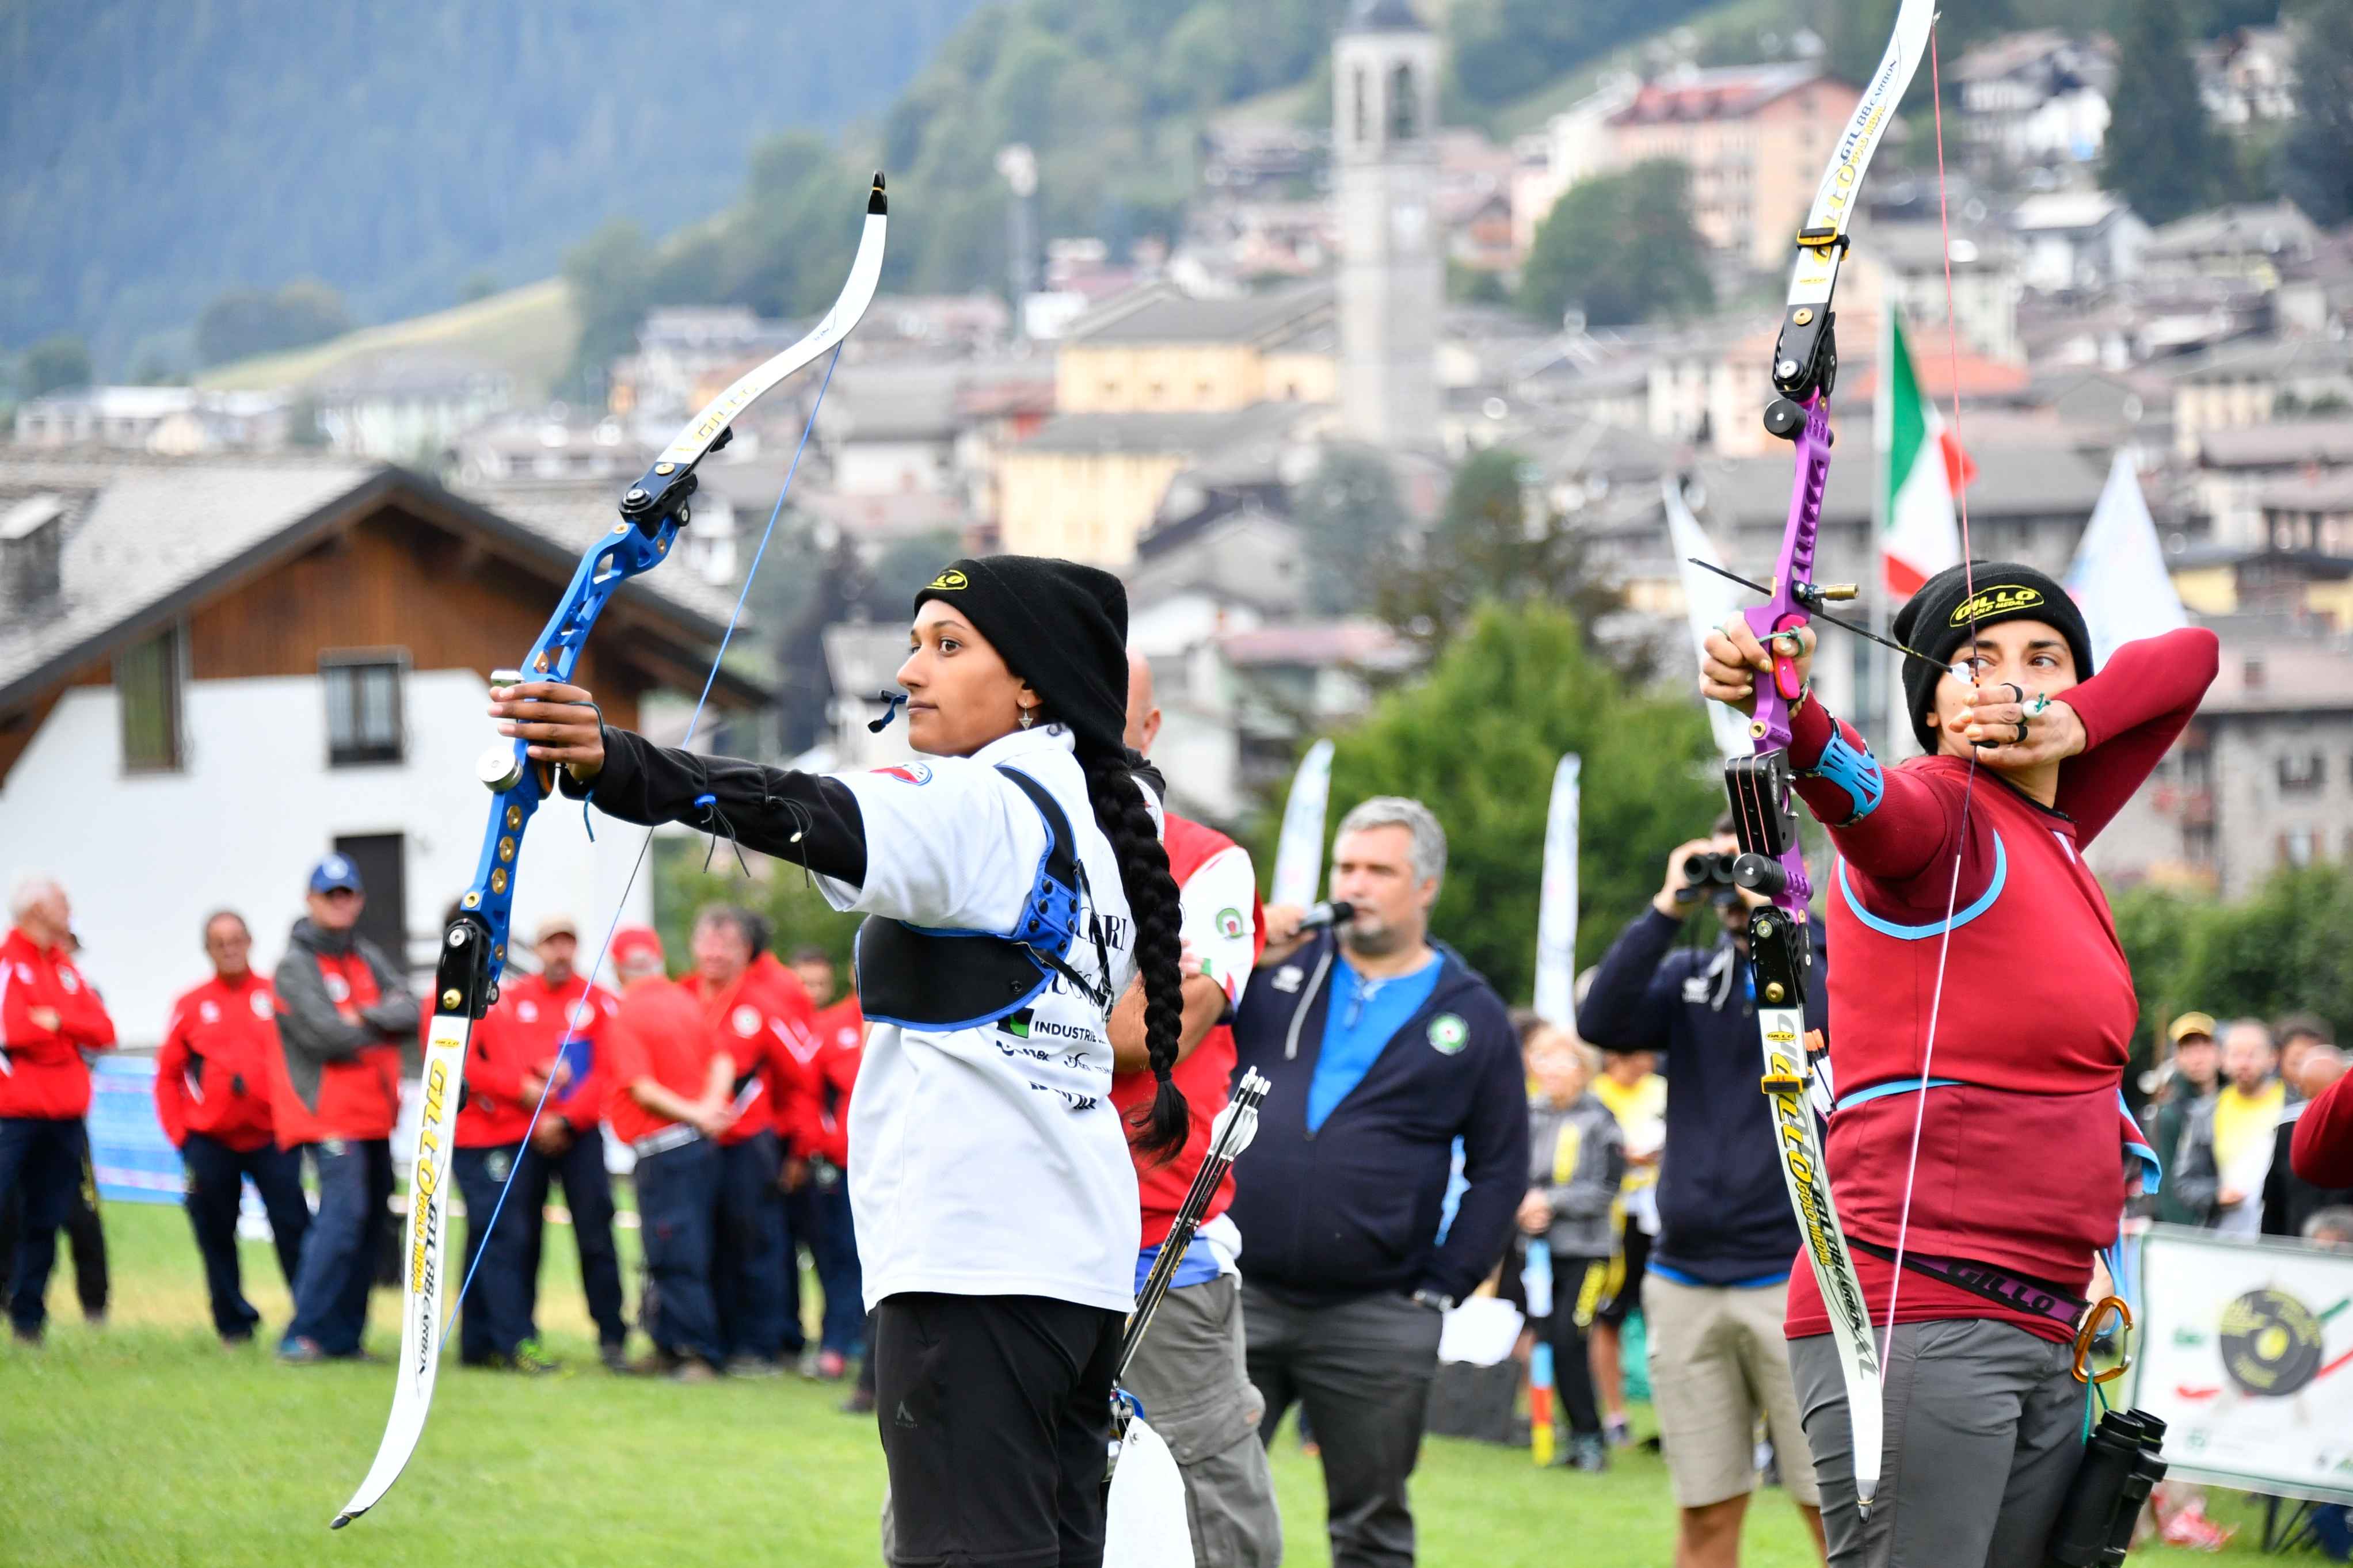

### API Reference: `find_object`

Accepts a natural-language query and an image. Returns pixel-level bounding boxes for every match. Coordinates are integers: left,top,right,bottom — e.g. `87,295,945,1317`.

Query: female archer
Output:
490,556,1189,1568
1701,561,2216,1567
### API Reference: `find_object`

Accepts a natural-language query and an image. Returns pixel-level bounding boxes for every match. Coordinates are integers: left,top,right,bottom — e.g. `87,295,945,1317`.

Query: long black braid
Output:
1079,746,1190,1164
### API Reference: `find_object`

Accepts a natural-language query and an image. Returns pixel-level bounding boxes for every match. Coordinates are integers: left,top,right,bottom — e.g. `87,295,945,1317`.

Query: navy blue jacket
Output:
1578,907,1826,1286
1227,933,1529,1307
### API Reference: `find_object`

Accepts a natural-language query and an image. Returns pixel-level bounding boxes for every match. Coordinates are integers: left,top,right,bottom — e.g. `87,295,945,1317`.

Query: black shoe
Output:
600,1342,630,1374
1563,1435,1609,1472
839,1388,877,1416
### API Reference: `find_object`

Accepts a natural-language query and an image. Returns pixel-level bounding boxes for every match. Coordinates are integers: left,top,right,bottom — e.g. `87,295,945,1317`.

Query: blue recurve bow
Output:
333,172,889,1528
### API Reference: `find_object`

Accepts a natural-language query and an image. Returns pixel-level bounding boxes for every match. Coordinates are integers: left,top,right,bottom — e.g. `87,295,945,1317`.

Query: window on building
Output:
2279,751,2324,793
2180,745,2213,789
116,623,186,773
323,651,407,766
1389,63,1418,142
2281,828,2319,867
2184,822,2216,868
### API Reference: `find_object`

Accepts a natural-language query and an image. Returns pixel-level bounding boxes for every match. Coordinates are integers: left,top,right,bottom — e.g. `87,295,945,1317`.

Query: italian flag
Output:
1877,312,1973,596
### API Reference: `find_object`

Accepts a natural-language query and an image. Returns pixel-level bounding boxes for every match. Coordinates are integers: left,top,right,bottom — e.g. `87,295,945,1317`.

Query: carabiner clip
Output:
2072,1295,2133,1386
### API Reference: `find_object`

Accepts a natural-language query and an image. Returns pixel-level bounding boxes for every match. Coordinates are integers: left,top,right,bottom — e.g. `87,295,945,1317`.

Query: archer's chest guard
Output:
855,765,1094,1032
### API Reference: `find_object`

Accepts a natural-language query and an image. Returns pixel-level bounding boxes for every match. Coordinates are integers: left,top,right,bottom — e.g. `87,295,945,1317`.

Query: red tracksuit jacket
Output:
1109,814,1265,1249
456,971,617,1148
155,971,279,1151
685,957,820,1153
808,995,864,1168
0,926,117,1120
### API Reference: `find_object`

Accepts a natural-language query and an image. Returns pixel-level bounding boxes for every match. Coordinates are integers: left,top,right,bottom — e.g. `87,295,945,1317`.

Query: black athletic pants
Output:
517,1128,627,1350
180,1131,309,1340
0,1117,106,1333
874,1291,1123,1568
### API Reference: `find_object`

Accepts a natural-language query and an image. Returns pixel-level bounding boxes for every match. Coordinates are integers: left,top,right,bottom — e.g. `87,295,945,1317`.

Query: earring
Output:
1018,704,1035,730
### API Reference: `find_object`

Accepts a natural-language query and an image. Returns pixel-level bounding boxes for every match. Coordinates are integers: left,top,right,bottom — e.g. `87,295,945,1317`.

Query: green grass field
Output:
0,1203,2279,1566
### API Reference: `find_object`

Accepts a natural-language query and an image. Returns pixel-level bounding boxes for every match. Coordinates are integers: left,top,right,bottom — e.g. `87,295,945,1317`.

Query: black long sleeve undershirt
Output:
557,726,869,886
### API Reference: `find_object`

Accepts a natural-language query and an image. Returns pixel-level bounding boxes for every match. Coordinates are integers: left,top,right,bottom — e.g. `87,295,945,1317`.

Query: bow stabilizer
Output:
332,173,889,1530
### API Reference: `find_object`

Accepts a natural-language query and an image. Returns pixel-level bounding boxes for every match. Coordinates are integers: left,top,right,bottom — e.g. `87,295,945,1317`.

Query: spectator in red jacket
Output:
271,854,417,1364
786,944,863,1379
0,874,117,1344
500,916,628,1370
606,925,733,1380
450,921,573,1374
680,906,806,1375
156,911,310,1346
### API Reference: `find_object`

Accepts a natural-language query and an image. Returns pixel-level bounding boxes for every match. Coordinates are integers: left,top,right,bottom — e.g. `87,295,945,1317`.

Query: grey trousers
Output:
1243,1284,1444,1568
1124,1273,1284,1566
1791,1319,2088,1568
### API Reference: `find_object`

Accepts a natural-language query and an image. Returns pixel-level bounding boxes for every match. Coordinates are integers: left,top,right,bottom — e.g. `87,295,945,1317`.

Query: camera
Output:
1676,850,1741,905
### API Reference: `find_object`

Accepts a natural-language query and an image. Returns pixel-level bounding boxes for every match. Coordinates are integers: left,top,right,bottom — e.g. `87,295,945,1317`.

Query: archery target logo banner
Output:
2134,1222,2353,1504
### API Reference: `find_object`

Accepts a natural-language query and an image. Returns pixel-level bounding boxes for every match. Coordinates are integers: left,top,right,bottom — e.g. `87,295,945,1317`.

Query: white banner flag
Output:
2134,1223,2353,1505
1269,738,1335,909
1663,476,1757,760
2066,453,2190,666
1533,754,1581,1029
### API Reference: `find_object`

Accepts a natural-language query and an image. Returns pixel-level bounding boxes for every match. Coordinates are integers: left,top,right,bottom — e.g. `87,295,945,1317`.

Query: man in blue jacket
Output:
1579,818,1829,1568
1231,797,1527,1568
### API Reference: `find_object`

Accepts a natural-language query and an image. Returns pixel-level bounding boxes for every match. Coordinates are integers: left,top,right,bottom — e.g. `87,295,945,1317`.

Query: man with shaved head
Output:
0,875,117,1343
1106,651,1282,1566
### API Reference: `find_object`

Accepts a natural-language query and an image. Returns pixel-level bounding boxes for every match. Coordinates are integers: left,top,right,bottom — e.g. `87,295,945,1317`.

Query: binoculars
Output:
1675,850,1742,904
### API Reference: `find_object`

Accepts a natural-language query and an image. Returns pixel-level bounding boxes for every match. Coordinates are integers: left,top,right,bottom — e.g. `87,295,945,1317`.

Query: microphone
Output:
867,690,908,733
1295,900,1355,932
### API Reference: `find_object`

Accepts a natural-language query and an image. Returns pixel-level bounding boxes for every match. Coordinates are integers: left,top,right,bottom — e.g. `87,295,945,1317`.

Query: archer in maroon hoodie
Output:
1702,560,2218,1567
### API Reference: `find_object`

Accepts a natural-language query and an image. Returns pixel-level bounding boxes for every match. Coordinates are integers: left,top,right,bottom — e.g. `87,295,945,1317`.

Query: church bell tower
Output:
1334,0,1442,447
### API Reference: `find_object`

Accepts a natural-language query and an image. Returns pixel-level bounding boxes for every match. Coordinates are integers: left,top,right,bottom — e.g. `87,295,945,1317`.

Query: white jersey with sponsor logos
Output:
817,724,1145,1314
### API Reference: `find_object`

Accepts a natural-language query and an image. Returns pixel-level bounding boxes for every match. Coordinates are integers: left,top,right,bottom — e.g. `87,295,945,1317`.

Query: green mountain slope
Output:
0,0,984,371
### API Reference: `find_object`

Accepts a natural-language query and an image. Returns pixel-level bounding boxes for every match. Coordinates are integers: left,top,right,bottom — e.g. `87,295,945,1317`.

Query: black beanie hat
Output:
912,555,1130,759
1891,560,2095,756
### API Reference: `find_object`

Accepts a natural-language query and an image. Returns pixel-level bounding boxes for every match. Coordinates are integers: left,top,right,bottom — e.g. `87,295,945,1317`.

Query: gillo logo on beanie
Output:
926,569,968,591
1949,585,2044,627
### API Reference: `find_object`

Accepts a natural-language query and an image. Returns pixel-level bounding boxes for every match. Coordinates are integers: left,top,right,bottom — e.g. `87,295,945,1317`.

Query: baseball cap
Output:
2168,1011,2217,1044
610,926,664,972
534,915,580,945
308,854,363,896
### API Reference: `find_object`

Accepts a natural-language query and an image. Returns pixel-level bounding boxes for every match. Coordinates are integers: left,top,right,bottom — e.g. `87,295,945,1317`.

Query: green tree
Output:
2103,0,2231,225
560,219,656,394
1318,602,1722,1002
2109,863,2353,1095
1290,444,1411,616
1379,448,1631,669
1518,161,1713,329
22,335,92,395
2279,0,2353,226
1447,0,1716,109
193,280,351,367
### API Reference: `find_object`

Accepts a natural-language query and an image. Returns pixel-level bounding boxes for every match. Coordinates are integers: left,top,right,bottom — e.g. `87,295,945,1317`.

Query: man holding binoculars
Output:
1579,812,1830,1568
